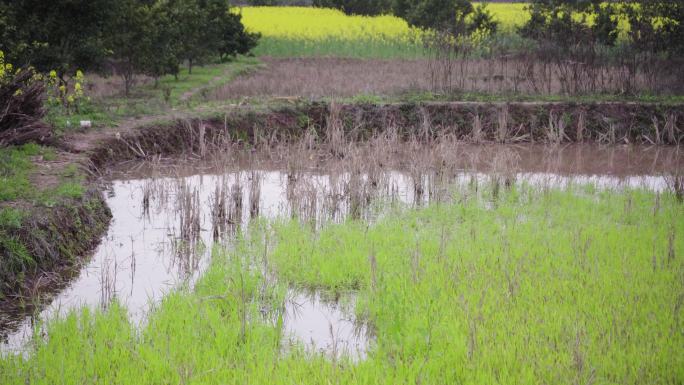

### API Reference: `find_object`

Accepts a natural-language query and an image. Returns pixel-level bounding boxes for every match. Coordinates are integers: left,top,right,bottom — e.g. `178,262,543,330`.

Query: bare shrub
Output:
0,69,51,146
209,57,682,101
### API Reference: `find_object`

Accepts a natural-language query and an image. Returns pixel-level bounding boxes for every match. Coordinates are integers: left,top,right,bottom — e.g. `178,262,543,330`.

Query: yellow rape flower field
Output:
238,4,530,58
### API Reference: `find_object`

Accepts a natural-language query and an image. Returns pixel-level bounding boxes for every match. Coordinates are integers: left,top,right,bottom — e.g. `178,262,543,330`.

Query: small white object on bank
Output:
80,120,92,129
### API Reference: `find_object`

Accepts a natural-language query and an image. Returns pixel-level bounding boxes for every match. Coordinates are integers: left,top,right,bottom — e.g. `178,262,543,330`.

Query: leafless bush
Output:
209,57,683,101
0,69,51,146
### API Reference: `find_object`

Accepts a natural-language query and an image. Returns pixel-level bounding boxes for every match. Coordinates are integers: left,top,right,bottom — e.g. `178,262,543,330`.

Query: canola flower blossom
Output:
238,4,529,41
236,5,640,58
0,50,16,81
237,5,529,58
239,6,422,42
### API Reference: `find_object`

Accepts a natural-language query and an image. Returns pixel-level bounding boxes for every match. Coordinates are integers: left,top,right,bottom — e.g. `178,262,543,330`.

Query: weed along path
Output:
1,101,683,383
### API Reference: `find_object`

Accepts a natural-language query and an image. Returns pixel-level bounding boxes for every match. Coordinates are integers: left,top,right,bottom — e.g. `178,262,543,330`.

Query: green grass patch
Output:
2,184,682,384
0,208,24,230
0,144,44,202
252,36,426,59
0,207,32,292
47,57,261,132
0,144,86,205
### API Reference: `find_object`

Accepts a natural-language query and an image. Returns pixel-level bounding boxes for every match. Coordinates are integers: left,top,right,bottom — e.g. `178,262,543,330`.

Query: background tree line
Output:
0,0,260,95
299,0,683,59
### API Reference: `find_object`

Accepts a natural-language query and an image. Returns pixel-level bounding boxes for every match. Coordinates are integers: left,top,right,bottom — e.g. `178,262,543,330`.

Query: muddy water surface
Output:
1,144,681,357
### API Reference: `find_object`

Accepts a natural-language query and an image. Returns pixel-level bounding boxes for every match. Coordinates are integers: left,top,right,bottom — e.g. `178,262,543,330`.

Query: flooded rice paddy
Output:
1,143,682,357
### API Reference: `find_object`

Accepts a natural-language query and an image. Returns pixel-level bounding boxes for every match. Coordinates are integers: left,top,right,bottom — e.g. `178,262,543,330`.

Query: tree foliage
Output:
312,0,391,16
0,0,113,79
623,0,684,57
0,0,259,92
520,0,684,57
519,0,618,49
105,0,158,95
391,0,498,37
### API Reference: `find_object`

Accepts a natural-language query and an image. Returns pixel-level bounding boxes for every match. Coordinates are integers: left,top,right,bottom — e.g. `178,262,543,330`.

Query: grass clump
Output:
0,144,87,206
1,184,682,384
0,207,32,295
0,144,44,202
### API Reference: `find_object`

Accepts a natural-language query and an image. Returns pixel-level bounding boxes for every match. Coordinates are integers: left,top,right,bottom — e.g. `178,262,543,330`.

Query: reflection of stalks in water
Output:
141,183,151,220
406,139,431,207
140,177,171,220
490,149,520,201
211,175,229,241
428,135,460,203
325,172,344,222
346,153,370,220
665,171,684,202
174,180,203,278
249,171,261,219
129,236,136,296
288,176,320,226
229,174,244,230
285,142,306,211
100,256,117,309
347,175,363,221
171,238,204,280
282,291,365,361
541,145,566,177
177,181,201,242
140,170,176,210
329,321,340,363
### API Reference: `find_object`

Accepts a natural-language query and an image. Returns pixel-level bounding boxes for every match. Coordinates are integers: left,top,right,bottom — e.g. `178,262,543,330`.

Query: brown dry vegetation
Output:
85,102,683,171
209,57,683,100
210,57,428,99
83,74,154,99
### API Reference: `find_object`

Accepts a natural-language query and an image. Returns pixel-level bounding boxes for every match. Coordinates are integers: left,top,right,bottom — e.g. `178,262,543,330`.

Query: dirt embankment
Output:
0,189,110,326
1,100,682,308
88,102,683,167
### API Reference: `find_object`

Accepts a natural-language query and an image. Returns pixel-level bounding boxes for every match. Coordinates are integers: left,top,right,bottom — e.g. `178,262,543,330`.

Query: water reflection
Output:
283,291,371,360
1,143,681,356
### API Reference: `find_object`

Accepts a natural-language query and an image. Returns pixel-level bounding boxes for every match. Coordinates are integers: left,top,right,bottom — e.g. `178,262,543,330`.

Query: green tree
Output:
391,0,497,36
0,4,15,57
312,0,392,16
0,0,112,81
519,0,619,48
405,0,473,33
167,0,207,74
143,1,183,82
216,11,261,62
203,0,260,62
624,0,684,57
104,0,157,95
168,0,259,73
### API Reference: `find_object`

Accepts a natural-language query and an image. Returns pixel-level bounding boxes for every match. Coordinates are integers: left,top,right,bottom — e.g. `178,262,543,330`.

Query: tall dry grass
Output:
209,57,683,100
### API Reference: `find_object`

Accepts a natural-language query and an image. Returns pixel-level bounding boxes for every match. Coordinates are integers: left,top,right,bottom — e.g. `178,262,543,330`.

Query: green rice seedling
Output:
1,183,682,384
